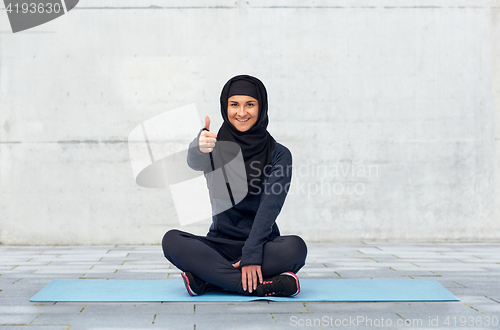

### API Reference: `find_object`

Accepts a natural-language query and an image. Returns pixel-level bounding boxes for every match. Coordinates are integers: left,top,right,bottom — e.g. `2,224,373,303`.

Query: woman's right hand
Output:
199,116,217,153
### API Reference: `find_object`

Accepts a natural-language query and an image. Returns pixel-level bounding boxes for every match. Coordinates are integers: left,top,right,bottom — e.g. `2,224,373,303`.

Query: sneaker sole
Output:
282,271,300,296
181,272,197,296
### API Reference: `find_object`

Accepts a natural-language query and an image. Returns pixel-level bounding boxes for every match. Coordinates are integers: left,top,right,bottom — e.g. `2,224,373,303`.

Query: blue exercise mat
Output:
30,279,458,302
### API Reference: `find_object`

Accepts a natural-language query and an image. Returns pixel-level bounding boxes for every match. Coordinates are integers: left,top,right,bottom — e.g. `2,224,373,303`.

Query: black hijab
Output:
214,74,276,196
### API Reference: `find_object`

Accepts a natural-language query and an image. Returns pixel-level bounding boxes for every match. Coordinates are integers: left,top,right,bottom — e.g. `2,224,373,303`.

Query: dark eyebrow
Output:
229,100,256,104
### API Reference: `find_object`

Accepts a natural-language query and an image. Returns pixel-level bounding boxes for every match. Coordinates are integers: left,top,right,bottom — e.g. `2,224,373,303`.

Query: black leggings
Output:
162,229,307,295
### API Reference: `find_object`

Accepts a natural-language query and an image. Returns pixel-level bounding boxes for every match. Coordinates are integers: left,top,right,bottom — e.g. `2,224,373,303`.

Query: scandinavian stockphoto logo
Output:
127,104,378,225
4,0,79,33
128,104,248,226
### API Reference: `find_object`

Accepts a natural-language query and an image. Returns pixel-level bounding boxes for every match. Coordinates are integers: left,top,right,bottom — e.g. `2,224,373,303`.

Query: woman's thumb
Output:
204,116,210,131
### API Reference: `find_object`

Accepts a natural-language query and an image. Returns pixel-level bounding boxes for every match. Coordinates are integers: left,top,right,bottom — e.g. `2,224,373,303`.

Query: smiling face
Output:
227,95,259,132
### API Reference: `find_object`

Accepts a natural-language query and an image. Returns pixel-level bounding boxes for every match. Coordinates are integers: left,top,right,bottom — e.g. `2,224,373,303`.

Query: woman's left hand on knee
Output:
232,261,263,294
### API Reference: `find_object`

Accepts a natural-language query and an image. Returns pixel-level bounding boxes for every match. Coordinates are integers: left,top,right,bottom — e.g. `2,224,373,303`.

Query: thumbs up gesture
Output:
199,116,217,153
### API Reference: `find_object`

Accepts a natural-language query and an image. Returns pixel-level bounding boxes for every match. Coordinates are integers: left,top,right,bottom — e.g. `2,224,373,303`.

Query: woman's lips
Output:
236,118,250,122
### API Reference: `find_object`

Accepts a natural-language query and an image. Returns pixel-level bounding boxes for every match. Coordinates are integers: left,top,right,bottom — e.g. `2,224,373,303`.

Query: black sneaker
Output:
181,271,215,296
256,271,300,297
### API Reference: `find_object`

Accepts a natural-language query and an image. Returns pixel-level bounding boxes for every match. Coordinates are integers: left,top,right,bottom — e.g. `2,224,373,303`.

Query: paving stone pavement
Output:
0,242,499,330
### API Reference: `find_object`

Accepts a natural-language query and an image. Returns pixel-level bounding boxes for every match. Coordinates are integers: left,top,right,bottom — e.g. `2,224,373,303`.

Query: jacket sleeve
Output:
187,128,212,172
240,145,293,266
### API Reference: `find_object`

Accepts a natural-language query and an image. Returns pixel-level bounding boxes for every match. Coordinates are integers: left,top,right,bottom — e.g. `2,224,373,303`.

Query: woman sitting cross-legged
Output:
162,74,307,297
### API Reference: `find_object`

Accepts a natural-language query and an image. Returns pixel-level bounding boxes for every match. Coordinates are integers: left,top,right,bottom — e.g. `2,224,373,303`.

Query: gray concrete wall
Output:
1,0,499,244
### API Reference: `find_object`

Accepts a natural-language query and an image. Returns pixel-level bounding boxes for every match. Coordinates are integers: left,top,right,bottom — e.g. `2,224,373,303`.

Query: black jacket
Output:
187,128,293,266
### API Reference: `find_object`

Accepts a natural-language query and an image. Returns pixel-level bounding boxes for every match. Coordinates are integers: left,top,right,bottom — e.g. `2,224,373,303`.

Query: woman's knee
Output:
285,235,308,259
161,229,184,259
267,235,307,263
262,235,307,276
284,235,307,273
